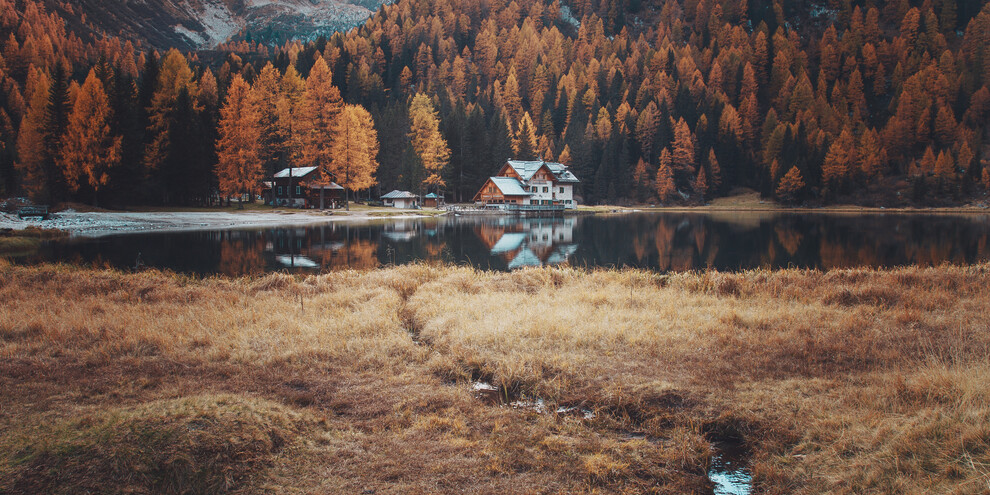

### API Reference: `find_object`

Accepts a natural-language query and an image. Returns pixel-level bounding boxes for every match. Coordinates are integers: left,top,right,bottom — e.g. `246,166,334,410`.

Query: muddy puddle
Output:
708,439,753,494
471,381,594,418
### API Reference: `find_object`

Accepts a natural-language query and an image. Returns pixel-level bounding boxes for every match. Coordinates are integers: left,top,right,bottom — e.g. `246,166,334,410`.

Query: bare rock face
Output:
49,0,389,50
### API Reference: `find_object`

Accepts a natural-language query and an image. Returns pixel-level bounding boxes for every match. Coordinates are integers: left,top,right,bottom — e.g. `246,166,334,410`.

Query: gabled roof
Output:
491,177,532,196
381,190,417,199
274,166,318,178
505,160,580,183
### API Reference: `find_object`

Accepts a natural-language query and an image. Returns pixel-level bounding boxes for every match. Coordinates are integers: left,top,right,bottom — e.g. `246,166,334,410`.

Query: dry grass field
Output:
1,260,988,494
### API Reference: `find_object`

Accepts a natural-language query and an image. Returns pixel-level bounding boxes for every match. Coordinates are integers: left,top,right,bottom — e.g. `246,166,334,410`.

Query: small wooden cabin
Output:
423,193,445,208
263,166,345,208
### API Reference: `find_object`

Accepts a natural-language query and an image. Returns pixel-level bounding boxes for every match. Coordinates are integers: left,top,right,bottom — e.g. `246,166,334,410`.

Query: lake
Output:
9,212,990,276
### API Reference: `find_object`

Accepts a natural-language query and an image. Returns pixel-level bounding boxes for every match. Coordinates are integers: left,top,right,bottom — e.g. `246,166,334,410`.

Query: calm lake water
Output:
10,212,990,276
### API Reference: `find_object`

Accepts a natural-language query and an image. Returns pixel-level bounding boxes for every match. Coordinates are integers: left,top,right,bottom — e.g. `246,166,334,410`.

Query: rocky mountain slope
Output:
47,0,389,50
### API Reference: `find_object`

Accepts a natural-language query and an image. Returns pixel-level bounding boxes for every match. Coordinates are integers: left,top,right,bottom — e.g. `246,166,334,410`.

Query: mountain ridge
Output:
44,0,390,50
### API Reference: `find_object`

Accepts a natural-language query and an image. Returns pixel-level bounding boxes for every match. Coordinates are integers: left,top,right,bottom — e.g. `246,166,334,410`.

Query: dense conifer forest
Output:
0,0,989,207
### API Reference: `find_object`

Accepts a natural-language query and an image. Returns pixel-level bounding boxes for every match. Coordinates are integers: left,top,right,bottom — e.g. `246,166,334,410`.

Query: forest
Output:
0,0,988,207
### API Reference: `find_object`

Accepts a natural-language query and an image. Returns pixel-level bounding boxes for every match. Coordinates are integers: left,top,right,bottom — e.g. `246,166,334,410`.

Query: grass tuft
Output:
0,394,320,495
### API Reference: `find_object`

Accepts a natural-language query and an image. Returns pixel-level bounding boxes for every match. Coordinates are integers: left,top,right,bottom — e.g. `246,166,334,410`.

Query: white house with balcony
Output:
473,160,580,209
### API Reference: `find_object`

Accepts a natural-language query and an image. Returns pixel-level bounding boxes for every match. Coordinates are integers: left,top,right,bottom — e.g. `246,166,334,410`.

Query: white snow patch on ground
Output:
195,0,242,47
173,24,207,45
559,5,581,28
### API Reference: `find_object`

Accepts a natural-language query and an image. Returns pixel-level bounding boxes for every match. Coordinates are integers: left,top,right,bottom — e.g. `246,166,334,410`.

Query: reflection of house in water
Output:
381,220,421,242
475,217,577,269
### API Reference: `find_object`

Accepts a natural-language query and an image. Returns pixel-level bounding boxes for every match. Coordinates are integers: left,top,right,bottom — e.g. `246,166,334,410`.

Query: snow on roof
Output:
506,160,580,183
274,166,318,178
381,190,417,199
491,177,531,196
309,182,344,190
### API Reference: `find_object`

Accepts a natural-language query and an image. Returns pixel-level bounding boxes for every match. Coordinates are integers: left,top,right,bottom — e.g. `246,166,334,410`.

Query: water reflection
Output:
476,217,578,269
14,212,990,275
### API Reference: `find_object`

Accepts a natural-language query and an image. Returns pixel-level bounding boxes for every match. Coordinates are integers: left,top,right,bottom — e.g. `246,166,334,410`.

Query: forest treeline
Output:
0,0,989,207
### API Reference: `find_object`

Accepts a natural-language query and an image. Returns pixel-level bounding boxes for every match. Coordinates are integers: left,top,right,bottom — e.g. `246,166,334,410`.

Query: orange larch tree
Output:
822,127,857,195
858,128,887,180
330,104,379,209
776,166,806,204
250,62,284,181
671,118,696,183
693,165,708,201
297,57,343,209
144,49,198,173
14,66,50,200
215,75,262,207
655,148,676,202
409,92,450,196
59,69,120,205
275,65,306,200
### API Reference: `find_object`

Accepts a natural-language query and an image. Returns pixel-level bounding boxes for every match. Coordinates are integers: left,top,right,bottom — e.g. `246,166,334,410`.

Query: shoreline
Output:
0,209,447,237
2,201,988,238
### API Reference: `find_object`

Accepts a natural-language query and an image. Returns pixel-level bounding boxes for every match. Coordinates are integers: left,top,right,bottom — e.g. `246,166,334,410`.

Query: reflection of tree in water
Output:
654,219,675,271
218,233,266,276
775,223,804,257
651,216,719,271
323,240,379,270
423,240,446,259
632,231,653,263
813,217,977,269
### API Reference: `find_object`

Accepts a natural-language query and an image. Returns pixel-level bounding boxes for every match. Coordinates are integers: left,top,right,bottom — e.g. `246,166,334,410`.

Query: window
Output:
296,186,302,195
543,187,549,193
560,187,564,193
277,186,283,196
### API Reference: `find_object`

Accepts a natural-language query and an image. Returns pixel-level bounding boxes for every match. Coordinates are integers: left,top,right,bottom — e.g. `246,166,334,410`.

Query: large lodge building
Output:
473,160,580,209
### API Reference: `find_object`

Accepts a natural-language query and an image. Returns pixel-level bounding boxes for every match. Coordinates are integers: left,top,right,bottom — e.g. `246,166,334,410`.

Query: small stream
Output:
708,439,753,494
473,380,753,493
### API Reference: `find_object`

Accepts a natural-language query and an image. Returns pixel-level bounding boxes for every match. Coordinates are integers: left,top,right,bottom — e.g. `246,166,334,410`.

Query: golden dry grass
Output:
1,260,988,493
0,227,66,256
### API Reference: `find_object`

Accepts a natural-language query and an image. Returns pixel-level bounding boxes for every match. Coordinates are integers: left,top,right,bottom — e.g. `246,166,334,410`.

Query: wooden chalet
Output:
473,160,580,209
263,166,345,209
